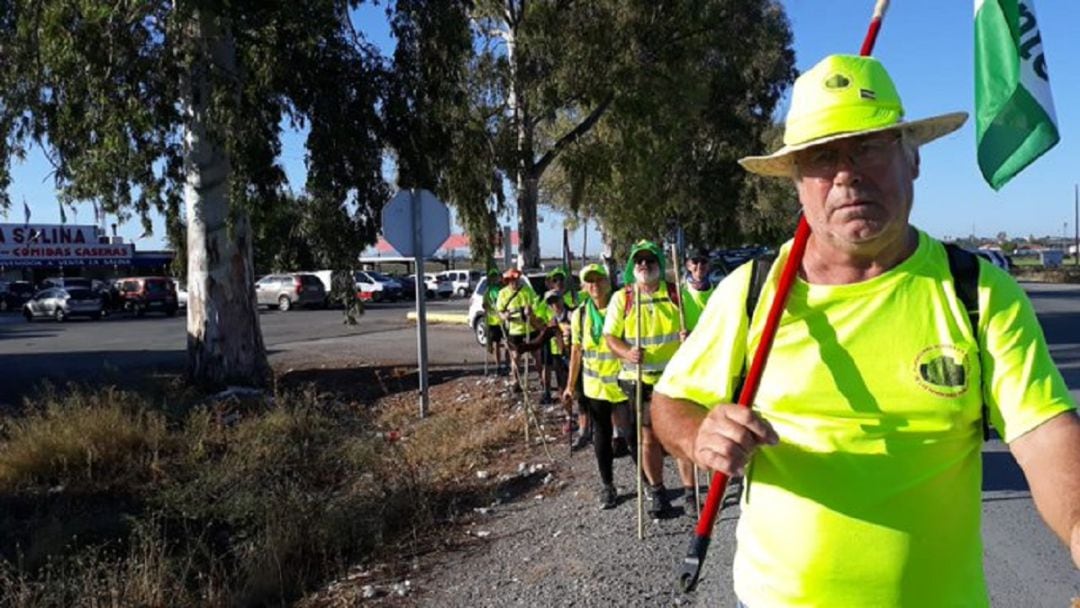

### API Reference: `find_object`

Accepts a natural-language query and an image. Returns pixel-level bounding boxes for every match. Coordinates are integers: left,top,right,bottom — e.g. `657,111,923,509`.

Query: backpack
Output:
742,243,990,439
622,281,680,316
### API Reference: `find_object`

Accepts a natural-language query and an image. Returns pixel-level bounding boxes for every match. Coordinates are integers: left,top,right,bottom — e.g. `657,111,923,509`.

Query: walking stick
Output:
522,306,554,463
669,242,700,516
634,284,645,540
677,0,890,593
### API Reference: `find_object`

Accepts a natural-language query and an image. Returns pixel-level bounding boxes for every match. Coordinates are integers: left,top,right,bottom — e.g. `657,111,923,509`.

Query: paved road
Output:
0,297,483,405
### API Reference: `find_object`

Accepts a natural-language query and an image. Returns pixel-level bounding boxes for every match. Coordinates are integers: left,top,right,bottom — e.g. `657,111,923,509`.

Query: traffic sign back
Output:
381,190,450,258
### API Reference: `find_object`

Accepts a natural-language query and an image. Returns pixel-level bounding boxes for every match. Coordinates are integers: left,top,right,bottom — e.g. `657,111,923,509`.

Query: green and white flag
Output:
974,0,1058,190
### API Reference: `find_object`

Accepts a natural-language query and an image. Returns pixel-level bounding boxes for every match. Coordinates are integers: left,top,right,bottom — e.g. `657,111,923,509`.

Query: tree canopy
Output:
0,0,387,386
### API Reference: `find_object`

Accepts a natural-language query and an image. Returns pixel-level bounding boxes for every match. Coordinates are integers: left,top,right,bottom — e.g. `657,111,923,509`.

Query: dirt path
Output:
407,440,742,607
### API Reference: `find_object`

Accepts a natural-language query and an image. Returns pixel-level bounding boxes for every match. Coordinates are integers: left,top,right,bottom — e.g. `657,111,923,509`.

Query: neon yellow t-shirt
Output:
655,230,1076,607
680,283,714,331
484,285,501,326
495,284,535,336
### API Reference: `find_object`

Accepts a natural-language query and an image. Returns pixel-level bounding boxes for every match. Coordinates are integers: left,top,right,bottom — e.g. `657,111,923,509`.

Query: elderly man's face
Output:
794,132,918,252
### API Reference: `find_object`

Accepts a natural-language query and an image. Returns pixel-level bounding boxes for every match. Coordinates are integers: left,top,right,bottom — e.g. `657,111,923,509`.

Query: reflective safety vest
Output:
496,284,535,336
571,302,626,403
485,285,502,326
603,281,681,384
681,283,714,331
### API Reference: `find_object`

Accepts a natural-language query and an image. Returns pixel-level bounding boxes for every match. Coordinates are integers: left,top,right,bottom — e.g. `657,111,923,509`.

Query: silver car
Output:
255,273,326,311
23,287,105,322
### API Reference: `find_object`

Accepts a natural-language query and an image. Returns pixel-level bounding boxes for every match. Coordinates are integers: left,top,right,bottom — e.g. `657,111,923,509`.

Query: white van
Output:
438,269,481,298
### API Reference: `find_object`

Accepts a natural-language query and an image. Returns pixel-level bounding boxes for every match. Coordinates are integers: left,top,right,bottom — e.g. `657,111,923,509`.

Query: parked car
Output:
410,273,453,299
392,273,418,300
172,279,189,309
117,276,179,316
0,280,35,312
23,287,105,322
438,269,481,298
255,273,326,311
41,276,93,291
354,271,404,302
468,277,490,345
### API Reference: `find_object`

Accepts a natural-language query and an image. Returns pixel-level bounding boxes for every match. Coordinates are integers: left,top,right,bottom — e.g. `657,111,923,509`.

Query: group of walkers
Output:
477,53,1080,606
482,240,718,517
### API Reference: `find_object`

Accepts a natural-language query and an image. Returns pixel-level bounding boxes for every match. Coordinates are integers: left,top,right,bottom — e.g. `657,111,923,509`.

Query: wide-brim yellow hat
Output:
739,54,968,178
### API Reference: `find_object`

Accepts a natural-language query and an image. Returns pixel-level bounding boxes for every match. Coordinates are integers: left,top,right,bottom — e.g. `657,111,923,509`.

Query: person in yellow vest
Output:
496,268,540,391
538,289,571,404
652,54,1080,606
681,248,715,332
481,268,507,375
603,239,694,518
563,263,634,509
535,267,582,403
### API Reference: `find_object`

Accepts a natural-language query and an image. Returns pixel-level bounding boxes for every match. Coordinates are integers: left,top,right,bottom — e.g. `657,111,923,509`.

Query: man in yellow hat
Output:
652,54,1080,606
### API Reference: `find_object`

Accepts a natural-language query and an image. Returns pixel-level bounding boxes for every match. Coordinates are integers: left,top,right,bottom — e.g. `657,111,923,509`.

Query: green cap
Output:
622,239,666,285
579,263,608,283
546,266,568,280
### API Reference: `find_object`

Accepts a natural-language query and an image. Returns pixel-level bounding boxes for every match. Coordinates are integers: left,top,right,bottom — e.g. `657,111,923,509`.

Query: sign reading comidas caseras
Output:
0,224,134,267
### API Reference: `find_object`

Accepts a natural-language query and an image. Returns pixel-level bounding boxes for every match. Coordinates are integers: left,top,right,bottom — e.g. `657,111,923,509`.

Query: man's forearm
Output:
652,391,708,462
604,334,632,362
1010,410,1080,565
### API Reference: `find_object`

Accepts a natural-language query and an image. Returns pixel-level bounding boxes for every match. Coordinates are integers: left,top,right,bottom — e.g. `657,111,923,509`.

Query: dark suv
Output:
0,281,35,312
117,276,179,317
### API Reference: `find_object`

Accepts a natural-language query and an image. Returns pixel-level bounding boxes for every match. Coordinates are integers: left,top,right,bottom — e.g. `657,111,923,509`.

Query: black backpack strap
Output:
746,254,776,321
734,254,777,400
944,243,989,440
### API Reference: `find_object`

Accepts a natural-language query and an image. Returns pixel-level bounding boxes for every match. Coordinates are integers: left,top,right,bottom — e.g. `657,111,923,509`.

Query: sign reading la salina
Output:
0,224,134,266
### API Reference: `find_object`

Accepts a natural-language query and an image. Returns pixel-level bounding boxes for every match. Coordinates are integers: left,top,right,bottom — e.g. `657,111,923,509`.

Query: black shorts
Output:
486,324,504,343
618,380,655,427
508,331,543,352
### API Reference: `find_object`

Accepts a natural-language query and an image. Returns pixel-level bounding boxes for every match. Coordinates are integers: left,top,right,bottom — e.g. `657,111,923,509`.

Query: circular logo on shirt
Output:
913,345,971,398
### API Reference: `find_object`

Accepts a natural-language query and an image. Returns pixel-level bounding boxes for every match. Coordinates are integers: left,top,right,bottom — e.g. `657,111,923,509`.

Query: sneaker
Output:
647,484,671,519
683,488,699,517
539,391,553,405
599,485,618,510
572,432,591,451
611,437,630,458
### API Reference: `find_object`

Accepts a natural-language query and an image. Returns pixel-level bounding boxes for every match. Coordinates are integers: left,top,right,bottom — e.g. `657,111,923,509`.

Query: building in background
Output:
0,223,174,284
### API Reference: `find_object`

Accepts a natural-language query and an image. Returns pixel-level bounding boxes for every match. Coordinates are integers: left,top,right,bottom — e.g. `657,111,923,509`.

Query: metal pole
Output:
635,284,644,540
582,217,588,262
1074,184,1078,265
412,189,430,418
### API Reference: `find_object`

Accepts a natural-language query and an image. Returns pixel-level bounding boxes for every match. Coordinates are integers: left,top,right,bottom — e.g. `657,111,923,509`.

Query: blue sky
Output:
6,1,1078,254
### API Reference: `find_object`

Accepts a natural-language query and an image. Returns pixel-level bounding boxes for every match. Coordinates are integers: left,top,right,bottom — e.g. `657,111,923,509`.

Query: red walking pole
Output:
677,0,890,593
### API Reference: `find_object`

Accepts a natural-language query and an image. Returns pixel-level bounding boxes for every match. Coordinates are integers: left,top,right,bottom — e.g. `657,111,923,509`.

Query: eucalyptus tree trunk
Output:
180,10,269,388
503,10,541,269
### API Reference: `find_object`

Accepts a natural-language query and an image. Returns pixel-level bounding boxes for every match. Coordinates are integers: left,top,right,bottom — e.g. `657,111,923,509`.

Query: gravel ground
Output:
410,424,744,608
303,370,1079,608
